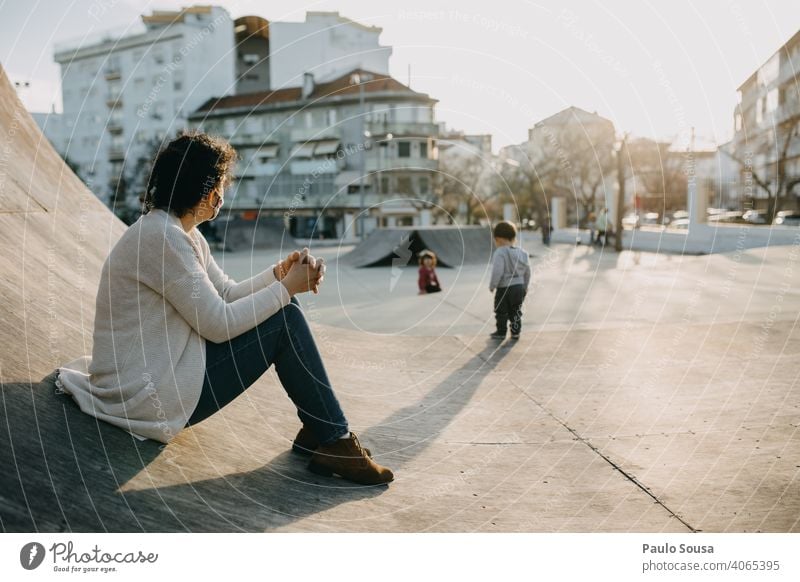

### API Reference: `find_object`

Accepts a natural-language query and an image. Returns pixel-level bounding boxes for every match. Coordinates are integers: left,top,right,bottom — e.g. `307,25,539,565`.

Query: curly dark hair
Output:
143,130,238,218
493,220,517,241
418,250,437,267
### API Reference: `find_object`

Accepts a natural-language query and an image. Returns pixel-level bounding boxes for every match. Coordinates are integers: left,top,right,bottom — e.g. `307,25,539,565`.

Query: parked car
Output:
670,218,690,230
671,210,689,222
622,213,640,229
640,212,661,226
743,209,768,224
707,210,744,224
774,211,800,226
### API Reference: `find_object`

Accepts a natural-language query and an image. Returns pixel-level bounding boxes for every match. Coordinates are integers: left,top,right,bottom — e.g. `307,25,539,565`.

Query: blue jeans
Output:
186,296,349,445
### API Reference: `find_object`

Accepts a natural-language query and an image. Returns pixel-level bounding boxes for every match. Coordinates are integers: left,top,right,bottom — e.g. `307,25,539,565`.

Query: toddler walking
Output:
489,221,530,340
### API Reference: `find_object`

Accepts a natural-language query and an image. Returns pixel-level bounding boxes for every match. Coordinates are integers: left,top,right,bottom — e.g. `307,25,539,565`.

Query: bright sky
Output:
2,0,798,151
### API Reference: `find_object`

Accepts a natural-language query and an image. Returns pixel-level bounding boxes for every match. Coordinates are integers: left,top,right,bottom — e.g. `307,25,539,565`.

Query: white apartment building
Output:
269,12,391,89
31,111,72,161
189,69,438,240
733,29,800,212
52,5,236,208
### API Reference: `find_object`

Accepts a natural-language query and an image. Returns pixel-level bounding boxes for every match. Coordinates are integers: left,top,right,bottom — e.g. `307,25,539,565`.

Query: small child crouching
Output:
418,250,442,295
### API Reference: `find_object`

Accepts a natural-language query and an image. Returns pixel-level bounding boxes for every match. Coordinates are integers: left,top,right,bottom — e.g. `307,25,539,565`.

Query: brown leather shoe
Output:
292,426,371,457
308,432,394,485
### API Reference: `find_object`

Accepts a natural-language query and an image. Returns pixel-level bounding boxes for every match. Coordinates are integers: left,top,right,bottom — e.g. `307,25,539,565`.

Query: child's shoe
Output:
490,330,506,340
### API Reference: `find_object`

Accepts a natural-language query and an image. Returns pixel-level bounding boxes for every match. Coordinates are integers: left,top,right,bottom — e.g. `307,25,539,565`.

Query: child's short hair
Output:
493,221,517,241
418,249,437,267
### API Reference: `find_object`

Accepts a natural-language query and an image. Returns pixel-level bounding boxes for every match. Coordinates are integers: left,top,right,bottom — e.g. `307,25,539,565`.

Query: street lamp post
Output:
615,133,628,252
355,75,367,240
378,132,393,195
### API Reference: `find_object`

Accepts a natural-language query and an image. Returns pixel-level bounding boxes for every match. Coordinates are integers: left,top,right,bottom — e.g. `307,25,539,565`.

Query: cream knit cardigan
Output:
56,208,291,443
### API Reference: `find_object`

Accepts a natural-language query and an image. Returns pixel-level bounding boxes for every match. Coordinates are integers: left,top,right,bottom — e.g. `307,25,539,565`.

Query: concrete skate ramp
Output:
342,226,494,268
214,214,295,251
0,65,126,385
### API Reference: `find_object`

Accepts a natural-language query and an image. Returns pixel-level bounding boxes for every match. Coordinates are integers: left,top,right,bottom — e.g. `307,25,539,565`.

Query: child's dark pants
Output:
494,284,526,335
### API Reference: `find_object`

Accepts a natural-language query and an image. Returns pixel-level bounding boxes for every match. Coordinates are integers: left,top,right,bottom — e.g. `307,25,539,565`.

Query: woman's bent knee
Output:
256,298,306,335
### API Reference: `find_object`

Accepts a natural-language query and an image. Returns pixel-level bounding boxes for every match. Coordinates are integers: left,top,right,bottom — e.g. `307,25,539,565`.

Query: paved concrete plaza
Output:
1,63,797,532
187,233,799,532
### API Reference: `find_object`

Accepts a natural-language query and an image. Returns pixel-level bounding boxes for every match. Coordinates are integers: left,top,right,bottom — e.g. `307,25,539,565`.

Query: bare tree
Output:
727,114,800,220
548,125,615,220
626,138,688,213
497,143,562,228
436,143,498,225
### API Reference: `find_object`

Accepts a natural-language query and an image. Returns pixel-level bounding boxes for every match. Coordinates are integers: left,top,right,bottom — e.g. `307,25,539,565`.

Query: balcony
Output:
290,126,341,142
108,147,125,161
240,162,281,177
107,122,123,134
104,69,121,81
106,97,122,109
290,159,339,175
366,157,437,172
228,133,271,147
368,121,438,138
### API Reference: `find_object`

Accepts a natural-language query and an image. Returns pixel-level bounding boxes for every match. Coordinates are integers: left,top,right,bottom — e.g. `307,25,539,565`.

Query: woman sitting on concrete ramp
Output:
56,131,393,486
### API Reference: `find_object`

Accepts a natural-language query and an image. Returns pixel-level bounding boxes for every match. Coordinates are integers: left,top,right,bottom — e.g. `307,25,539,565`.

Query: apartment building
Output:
189,69,439,239
53,5,236,208
733,29,800,212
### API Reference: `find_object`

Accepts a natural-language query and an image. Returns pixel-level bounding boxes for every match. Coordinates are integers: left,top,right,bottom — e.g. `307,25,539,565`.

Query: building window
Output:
151,102,165,120
735,113,743,132
418,176,429,195
244,116,260,135
381,175,391,193
419,141,428,159
395,107,413,123
348,184,368,194
242,53,260,65
327,109,337,125
397,176,412,193
398,141,411,158
765,88,779,113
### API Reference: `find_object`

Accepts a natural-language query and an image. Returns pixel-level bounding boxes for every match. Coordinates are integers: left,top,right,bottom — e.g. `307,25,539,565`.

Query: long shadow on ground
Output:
1,340,512,532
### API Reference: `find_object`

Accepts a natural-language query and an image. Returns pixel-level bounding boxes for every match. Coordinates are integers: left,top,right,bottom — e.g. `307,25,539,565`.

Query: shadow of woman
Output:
2,339,514,532
1,372,164,532
117,338,514,531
